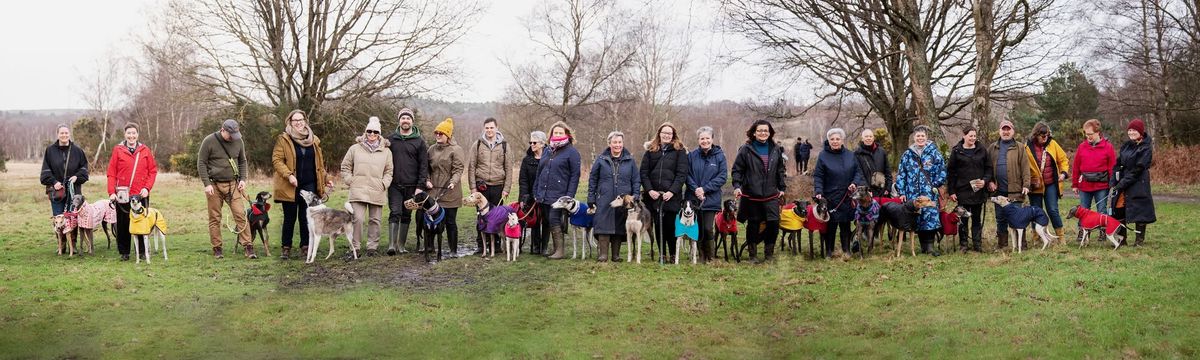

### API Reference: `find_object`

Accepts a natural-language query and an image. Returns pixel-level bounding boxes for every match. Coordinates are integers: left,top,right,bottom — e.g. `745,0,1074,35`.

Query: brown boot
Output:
1055,227,1064,241
610,237,623,262
596,235,609,262
244,244,258,259
548,231,566,259
996,231,1009,251
213,247,224,259
281,246,291,260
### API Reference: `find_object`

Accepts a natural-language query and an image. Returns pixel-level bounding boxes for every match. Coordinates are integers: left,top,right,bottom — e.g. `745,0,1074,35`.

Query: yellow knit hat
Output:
435,117,454,138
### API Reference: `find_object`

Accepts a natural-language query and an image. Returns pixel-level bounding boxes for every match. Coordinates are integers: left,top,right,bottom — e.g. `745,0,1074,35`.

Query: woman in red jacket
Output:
107,123,159,261
1071,119,1116,243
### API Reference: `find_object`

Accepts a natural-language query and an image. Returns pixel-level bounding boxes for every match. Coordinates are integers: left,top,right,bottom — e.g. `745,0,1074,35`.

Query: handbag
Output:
116,150,140,204
1082,171,1109,183
46,146,70,201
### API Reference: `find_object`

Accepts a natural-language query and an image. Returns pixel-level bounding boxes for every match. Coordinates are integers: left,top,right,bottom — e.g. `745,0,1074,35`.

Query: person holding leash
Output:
587,131,640,262
1071,119,1116,244
855,128,892,197
813,127,865,258
198,119,256,259
41,124,88,216
987,120,1030,250
732,120,788,263
686,126,727,264
385,108,430,255
467,117,511,255
1111,119,1156,246
895,125,947,257
428,117,466,256
1025,122,1071,240
640,122,690,264
271,109,333,260
946,126,992,252
518,131,548,254
341,116,393,257
533,121,581,260
107,123,158,261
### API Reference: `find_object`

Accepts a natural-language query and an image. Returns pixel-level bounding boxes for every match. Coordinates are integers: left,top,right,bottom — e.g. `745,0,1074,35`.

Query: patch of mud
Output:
279,248,564,293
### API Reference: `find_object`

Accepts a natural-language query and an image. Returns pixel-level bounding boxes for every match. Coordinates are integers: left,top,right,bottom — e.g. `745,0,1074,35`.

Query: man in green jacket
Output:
198,119,255,259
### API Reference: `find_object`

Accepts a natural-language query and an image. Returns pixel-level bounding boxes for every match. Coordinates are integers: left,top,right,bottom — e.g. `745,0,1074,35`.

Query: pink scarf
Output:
549,135,570,150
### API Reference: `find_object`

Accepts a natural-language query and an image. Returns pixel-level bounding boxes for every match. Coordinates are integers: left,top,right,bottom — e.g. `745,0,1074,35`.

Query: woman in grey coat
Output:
587,131,640,262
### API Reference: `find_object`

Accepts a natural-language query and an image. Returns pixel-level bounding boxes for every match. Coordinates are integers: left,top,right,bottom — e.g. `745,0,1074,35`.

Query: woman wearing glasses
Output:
271,109,333,260
340,116,394,258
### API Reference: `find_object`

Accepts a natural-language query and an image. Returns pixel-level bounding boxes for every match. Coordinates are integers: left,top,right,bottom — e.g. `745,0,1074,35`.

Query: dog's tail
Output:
345,202,355,214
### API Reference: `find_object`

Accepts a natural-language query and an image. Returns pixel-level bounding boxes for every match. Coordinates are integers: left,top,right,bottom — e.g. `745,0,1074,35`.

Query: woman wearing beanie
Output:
518,130,549,254
272,110,332,260
731,120,788,263
427,117,466,256
1111,119,1155,246
640,122,690,264
1072,119,1116,244
1025,122,1071,239
340,116,393,258
533,121,581,259
895,125,946,256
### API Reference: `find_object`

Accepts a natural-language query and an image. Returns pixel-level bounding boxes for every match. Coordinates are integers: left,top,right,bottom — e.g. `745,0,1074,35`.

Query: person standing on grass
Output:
518,131,548,254
386,108,430,255
107,123,159,261
813,127,865,258
588,131,640,262
855,128,892,197
794,137,813,174
467,117,511,255
641,122,690,264
533,121,581,260
41,124,88,216
198,119,255,259
1111,119,1156,247
987,120,1030,250
341,117,393,258
1072,119,1117,244
686,126,727,264
427,118,466,257
946,126,991,252
272,110,332,260
1026,122,1071,240
895,125,947,257
732,120,788,263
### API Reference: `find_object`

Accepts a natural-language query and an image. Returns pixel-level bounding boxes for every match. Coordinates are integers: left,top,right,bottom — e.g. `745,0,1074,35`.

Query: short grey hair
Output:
696,126,714,138
826,128,846,140
607,131,625,142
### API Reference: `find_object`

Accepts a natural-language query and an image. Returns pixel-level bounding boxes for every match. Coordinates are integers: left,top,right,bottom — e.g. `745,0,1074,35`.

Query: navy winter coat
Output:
813,141,865,223
588,149,640,235
686,145,728,212
534,143,581,205
1112,137,1156,223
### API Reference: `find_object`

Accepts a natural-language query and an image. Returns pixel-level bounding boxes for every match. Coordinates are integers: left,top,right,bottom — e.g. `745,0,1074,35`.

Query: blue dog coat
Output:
1000,204,1050,228
569,202,593,228
675,213,700,241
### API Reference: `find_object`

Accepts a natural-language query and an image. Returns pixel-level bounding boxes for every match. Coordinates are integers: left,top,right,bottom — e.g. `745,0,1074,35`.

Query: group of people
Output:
40,109,1157,263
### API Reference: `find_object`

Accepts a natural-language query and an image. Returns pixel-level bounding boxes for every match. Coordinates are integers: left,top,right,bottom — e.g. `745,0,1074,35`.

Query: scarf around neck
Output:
286,124,315,147
549,135,569,150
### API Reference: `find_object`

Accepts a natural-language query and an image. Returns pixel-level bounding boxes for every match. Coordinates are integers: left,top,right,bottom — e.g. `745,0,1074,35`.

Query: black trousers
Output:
958,203,983,246
387,185,419,224
115,196,150,256
797,158,809,172
280,200,309,248
745,220,780,258
475,184,505,249
698,211,716,262
820,221,852,256
647,206,679,259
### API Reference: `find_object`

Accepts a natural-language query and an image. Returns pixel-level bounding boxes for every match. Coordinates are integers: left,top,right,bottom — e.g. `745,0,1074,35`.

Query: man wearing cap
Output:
386,108,430,255
198,119,256,259
987,119,1031,250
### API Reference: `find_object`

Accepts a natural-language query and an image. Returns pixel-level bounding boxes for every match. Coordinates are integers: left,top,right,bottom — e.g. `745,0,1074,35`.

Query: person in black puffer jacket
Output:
40,124,89,216
641,122,690,264
732,120,788,263
854,129,891,197
518,131,549,254
946,126,992,252
814,128,865,257
385,108,430,255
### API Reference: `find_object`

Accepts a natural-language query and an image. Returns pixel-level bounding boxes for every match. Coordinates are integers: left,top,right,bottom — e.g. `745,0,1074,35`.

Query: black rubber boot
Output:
610,237,623,262
1134,224,1146,246
448,225,459,258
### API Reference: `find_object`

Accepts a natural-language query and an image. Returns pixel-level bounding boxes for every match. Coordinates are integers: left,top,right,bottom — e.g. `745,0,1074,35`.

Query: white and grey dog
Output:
300,190,357,263
551,196,596,260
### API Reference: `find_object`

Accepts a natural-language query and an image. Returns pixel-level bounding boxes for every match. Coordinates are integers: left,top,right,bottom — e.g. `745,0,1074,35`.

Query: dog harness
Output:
477,205,513,234
714,211,738,234
675,213,700,241
423,208,446,230
1073,206,1122,236
1000,204,1049,229
854,201,880,224
250,203,270,216
780,203,806,231
509,201,540,227
939,211,960,235
129,208,169,235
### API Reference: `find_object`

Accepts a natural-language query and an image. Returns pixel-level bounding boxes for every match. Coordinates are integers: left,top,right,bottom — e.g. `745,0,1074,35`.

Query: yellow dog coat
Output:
779,203,806,231
129,208,169,235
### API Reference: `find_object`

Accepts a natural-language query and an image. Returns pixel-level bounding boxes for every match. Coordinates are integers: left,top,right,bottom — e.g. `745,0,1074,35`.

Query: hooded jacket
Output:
107,142,158,197
272,132,328,202
1026,137,1070,194
640,142,690,212
895,143,947,231
533,142,581,205
814,141,865,223
341,136,394,206
732,139,788,221
428,141,466,208
468,131,510,189
854,141,891,195
1112,137,1156,223
388,127,430,188
946,140,992,205
517,146,542,204
587,148,640,235
40,141,89,195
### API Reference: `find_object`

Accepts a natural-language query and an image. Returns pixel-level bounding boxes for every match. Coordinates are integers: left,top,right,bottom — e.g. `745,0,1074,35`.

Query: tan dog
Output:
463,192,495,258
52,215,77,257
611,195,652,263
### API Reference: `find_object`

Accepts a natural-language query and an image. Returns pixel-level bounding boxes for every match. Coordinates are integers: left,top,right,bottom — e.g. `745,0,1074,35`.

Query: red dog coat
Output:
715,210,738,234
939,211,959,236
1071,206,1122,236
509,202,540,227
251,203,271,216
804,204,827,232
874,197,903,206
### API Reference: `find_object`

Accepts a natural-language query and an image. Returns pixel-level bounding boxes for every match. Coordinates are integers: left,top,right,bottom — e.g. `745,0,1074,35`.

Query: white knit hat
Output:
366,116,382,133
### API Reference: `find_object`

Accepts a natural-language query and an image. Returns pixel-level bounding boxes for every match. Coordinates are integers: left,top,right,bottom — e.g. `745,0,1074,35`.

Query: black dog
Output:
246,191,272,257
408,191,447,263
877,201,920,257
713,199,739,261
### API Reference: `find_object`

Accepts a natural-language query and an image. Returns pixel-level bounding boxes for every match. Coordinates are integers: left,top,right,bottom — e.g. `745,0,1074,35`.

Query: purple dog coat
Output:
477,205,513,234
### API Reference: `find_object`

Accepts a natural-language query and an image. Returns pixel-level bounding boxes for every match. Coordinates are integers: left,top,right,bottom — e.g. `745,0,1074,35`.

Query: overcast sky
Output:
0,0,797,111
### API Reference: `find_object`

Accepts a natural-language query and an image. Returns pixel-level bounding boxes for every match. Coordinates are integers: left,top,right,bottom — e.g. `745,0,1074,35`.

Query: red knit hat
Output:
1127,118,1146,137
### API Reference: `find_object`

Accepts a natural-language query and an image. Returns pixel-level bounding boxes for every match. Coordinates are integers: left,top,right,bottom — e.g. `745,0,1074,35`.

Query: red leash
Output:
737,192,783,202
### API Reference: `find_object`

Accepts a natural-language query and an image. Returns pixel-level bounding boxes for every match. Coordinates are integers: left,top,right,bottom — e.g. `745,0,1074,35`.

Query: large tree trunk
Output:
897,0,939,131
972,0,996,130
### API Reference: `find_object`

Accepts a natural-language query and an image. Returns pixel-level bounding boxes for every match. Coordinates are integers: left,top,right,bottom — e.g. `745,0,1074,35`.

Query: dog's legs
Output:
674,237,681,265
159,231,168,261
262,228,272,257
692,241,698,264
730,235,739,262
635,231,643,264
570,226,578,260
627,231,633,263
133,234,142,264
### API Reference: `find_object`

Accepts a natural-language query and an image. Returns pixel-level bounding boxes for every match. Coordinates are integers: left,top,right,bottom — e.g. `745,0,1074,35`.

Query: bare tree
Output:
165,0,482,118
79,54,127,165
626,1,707,133
506,0,639,123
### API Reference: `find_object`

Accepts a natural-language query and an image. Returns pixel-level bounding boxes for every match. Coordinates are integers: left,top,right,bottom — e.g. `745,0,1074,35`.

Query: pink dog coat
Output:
504,222,522,239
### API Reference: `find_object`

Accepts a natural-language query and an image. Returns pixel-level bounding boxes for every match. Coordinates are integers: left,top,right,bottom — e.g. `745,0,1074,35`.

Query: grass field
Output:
1,161,1197,359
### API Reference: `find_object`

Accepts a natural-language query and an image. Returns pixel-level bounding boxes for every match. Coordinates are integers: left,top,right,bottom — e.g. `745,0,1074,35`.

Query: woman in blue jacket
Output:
588,131,640,262
813,128,865,257
686,126,727,264
534,121,581,259
894,125,947,256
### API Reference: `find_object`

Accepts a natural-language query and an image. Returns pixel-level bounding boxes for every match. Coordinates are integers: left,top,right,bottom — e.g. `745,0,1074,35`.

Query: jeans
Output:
50,197,68,216
1029,184,1064,229
1079,189,1110,215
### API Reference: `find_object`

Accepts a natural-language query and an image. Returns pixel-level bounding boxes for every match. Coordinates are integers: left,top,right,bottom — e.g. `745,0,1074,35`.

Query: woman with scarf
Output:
731,120,788,263
340,116,393,258
533,121,581,259
271,110,333,260
894,125,947,256
106,123,159,261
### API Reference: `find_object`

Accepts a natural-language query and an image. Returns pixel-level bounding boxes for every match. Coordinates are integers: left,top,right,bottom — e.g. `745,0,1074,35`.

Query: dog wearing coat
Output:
674,201,700,264
246,191,273,257
504,213,522,261
851,187,879,258
129,195,170,263
990,196,1059,253
612,194,653,263
803,197,830,258
299,190,357,263
465,192,514,258
551,196,596,260
75,196,117,252
936,205,971,252
406,191,448,263
777,200,808,256
1066,205,1124,249
713,199,739,261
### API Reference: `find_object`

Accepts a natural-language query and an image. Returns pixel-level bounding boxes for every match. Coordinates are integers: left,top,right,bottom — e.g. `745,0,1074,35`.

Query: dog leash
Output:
221,185,250,234
736,192,782,202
